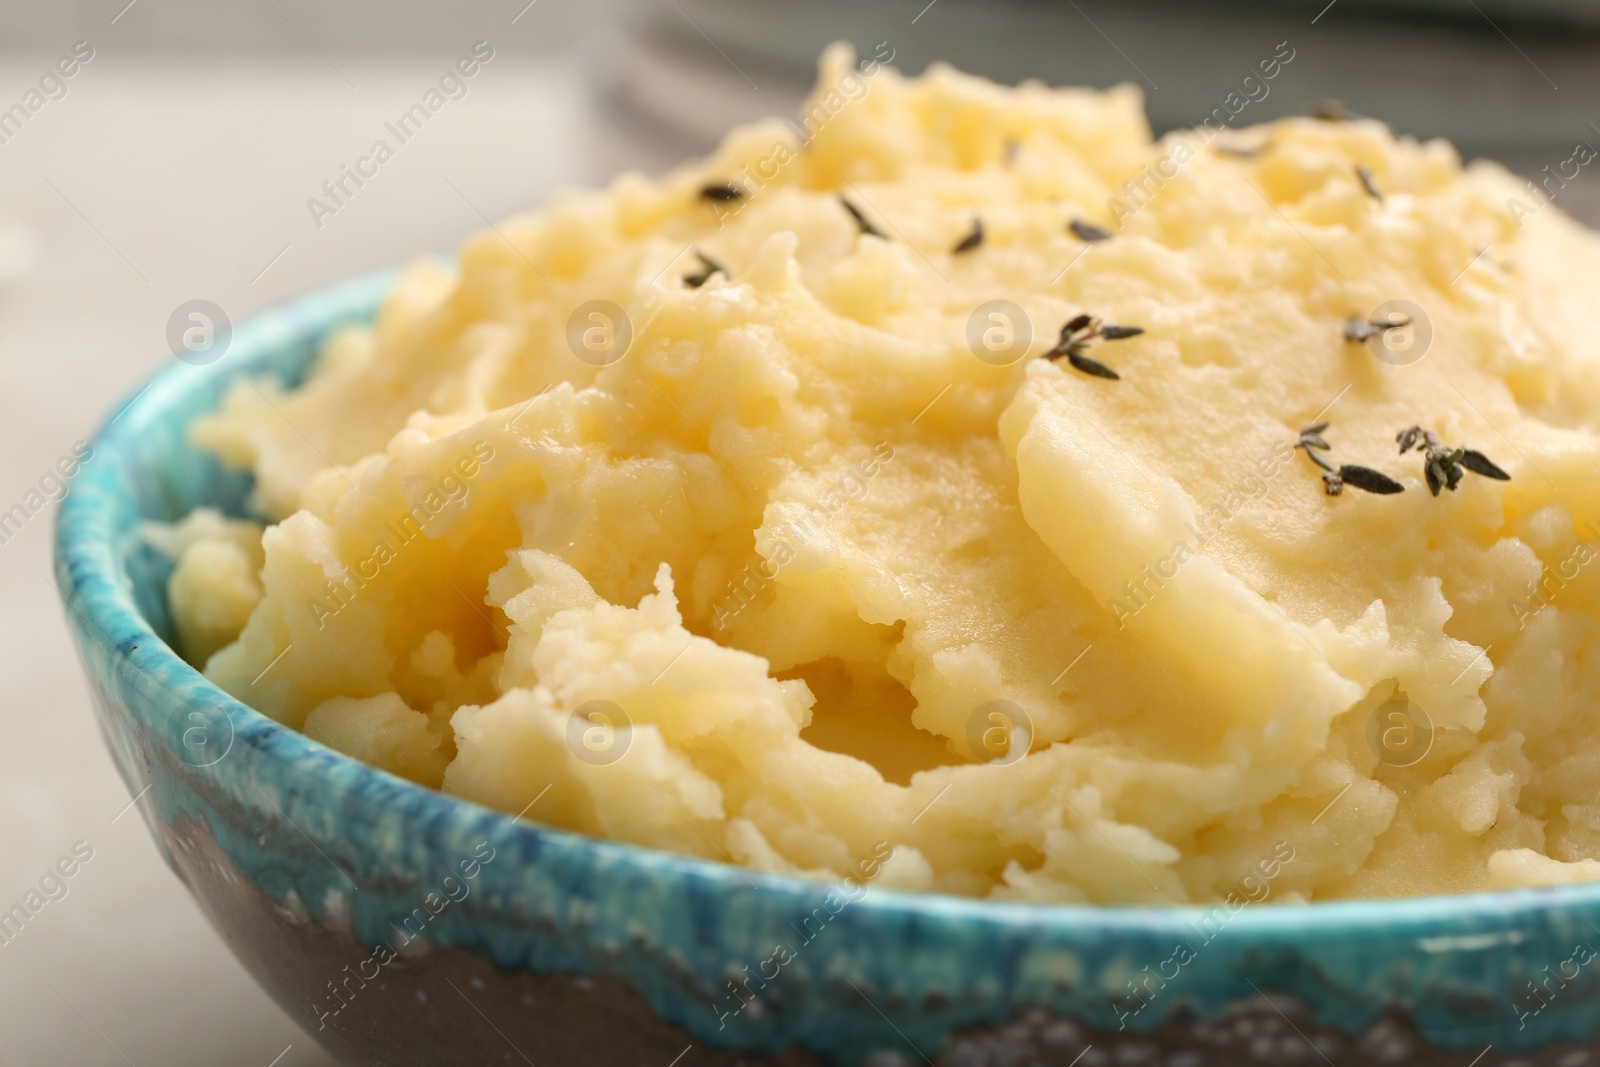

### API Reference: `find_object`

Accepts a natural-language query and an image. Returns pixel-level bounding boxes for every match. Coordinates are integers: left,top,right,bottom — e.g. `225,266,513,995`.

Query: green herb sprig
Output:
684,250,729,289
1396,426,1511,496
1044,314,1144,380
1296,422,1405,496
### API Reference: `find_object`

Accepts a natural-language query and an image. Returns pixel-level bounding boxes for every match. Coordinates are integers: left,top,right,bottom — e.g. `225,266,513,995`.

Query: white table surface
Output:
0,48,628,1065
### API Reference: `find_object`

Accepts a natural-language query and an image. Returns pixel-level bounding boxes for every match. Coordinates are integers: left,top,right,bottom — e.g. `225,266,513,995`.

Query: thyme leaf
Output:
1459,449,1512,480
1303,98,1353,122
1343,315,1375,343
1214,141,1270,159
1069,218,1113,242
1356,165,1384,203
1043,314,1143,379
683,250,728,289
1396,425,1511,495
1339,464,1406,495
1098,324,1145,340
1344,312,1411,343
841,198,886,239
1066,351,1120,380
1298,421,1406,495
952,217,984,254
1296,423,1337,472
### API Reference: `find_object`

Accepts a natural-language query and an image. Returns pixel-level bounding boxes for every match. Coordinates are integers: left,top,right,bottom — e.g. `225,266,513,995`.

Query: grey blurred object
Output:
6,0,1600,219
0,0,612,55
609,0,1600,223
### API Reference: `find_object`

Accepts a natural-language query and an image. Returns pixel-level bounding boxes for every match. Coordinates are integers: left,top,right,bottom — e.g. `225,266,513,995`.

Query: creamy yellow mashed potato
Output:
160,47,1600,904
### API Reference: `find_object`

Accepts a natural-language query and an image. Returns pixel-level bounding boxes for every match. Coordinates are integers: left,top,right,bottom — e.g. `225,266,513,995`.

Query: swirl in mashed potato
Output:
158,46,1600,903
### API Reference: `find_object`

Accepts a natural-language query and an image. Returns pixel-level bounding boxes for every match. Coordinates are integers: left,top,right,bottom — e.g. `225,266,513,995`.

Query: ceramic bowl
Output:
54,267,1600,1066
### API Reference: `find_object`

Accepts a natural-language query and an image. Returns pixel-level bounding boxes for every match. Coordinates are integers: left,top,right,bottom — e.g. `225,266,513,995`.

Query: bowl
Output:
54,266,1600,1066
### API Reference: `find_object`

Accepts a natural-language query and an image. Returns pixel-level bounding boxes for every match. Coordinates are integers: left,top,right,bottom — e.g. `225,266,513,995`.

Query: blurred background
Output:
3,0,1599,1061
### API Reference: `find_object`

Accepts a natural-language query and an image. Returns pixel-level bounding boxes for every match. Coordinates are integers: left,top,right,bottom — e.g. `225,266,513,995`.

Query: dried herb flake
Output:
1459,449,1511,481
952,217,984,254
1339,464,1405,495
1303,98,1353,122
1214,141,1270,159
1098,324,1145,340
1344,312,1411,343
1069,218,1113,242
684,250,728,289
841,198,886,239
1067,352,1121,379
1062,313,1093,336
1356,165,1384,203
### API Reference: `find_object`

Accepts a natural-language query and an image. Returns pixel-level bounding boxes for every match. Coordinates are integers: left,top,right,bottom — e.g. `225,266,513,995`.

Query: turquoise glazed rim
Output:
52,265,1600,1061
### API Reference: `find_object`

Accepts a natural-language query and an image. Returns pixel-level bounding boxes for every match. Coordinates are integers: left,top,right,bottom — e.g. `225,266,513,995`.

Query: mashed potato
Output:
159,46,1600,904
